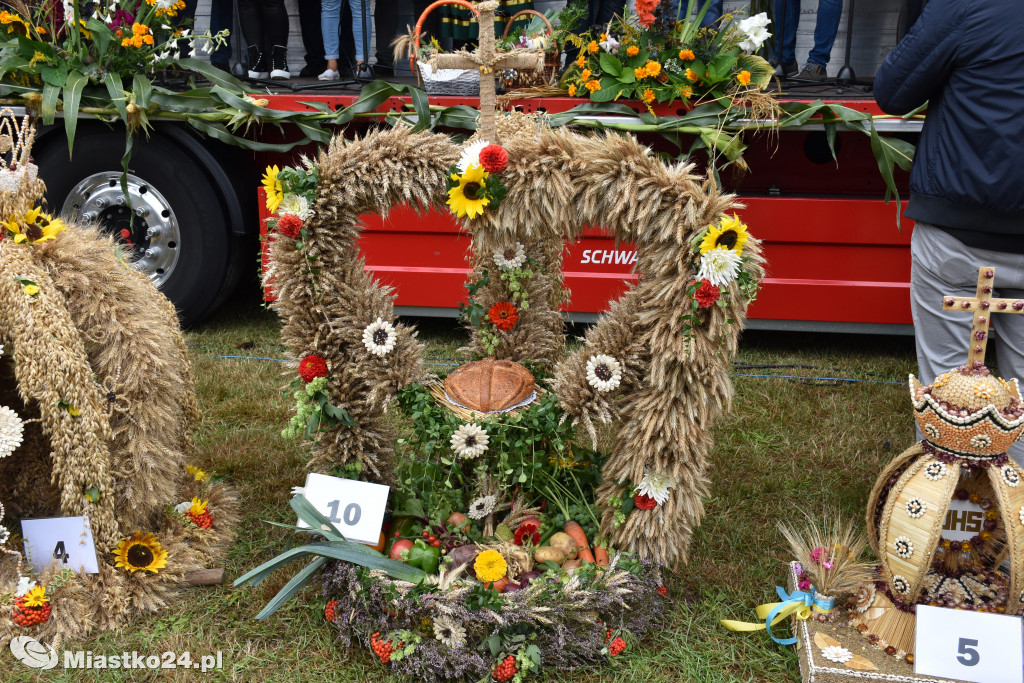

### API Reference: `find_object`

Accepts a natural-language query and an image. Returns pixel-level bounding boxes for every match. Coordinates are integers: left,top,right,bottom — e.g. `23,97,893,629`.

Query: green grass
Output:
5,299,919,682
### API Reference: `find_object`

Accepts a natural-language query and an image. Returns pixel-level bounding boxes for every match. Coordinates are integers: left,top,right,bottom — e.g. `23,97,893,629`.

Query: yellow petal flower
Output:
698,214,749,255
22,585,48,607
113,532,168,574
446,164,490,220
261,165,283,214
23,284,38,296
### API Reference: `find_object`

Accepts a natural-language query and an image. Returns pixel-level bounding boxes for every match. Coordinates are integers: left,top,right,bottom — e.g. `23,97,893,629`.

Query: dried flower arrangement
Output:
0,110,236,649
778,512,873,604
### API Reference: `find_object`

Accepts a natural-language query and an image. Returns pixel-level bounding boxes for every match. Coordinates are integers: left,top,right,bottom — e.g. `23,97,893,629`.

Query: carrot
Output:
564,521,595,564
594,544,609,568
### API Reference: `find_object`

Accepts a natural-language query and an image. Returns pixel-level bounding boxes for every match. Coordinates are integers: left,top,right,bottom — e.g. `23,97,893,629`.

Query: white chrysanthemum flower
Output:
433,614,468,648
173,501,192,515
457,139,492,173
697,247,742,287
737,13,772,53
0,406,24,458
277,193,313,221
636,468,673,505
0,525,8,545
820,645,852,663
493,242,526,270
467,494,496,520
450,423,489,460
15,576,36,597
362,317,397,357
586,354,622,393
291,486,305,497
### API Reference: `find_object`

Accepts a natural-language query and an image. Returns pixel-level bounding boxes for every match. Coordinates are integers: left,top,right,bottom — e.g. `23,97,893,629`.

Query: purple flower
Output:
108,8,135,31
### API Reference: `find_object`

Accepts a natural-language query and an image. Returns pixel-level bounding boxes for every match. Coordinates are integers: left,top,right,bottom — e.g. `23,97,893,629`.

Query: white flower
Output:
906,498,926,519
291,486,305,497
493,242,526,270
450,423,489,460
467,494,496,520
894,536,914,559
820,645,852,663
362,317,397,357
698,247,742,287
586,354,622,393
457,139,492,173
0,526,8,545
155,0,179,9
0,406,24,458
433,614,468,648
173,501,192,515
636,468,673,505
599,34,619,54
15,577,36,597
924,461,948,480
737,13,772,53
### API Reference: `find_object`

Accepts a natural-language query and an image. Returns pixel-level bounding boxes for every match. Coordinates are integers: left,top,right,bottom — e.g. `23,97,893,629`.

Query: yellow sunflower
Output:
3,207,66,244
113,532,168,574
698,214,749,255
447,164,490,219
261,165,283,214
22,585,48,607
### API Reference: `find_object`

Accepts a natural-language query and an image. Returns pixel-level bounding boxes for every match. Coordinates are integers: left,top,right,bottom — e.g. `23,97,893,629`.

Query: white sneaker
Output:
248,70,269,79
317,68,340,81
270,68,291,80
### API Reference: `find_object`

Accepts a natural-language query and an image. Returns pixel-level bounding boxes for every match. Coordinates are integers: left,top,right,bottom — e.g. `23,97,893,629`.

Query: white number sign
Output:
21,516,99,575
297,473,389,545
915,605,1023,683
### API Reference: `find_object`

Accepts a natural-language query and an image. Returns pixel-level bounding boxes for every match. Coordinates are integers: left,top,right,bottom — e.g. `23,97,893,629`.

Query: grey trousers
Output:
911,222,1024,464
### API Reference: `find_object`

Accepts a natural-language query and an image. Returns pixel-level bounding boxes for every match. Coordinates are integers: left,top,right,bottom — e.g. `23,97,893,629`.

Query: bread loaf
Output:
444,358,535,412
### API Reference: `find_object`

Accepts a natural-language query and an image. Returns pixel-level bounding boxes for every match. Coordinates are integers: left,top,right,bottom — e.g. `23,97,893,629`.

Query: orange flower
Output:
488,301,518,331
641,89,655,104
678,49,695,61
644,61,661,78
585,79,601,93
626,45,639,57
568,84,577,96
737,70,751,86
576,55,585,68
587,40,599,54
581,69,591,81
634,66,647,79
679,85,693,98
685,68,699,82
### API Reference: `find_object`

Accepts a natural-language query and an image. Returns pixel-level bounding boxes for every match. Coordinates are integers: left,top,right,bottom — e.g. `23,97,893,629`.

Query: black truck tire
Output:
33,124,252,328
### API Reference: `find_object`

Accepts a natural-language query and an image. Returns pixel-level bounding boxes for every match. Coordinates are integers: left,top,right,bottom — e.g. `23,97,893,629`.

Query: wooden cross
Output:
942,266,1024,364
425,0,544,142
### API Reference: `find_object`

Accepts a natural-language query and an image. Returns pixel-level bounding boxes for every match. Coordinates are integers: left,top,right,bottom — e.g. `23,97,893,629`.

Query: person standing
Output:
875,0,1024,463
774,0,843,80
319,0,372,80
297,0,327,77
375,0,440,77
237,0,291,79
209,0,233,72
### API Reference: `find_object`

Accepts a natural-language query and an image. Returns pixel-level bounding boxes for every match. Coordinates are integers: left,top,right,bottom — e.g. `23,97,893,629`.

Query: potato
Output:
533,546,565,565
549,532,578,560
562,559,582,573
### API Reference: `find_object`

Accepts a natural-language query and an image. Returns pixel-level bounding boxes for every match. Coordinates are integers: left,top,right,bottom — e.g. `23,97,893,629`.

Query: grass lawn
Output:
6,293,920,682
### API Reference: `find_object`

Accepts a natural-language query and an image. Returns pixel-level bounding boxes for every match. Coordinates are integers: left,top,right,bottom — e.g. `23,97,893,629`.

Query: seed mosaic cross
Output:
942,266,1024,364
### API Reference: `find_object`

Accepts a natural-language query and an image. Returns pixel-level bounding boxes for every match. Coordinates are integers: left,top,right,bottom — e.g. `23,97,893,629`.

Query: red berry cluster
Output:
608,637,627,656
492,654,517,682
656,584,668,597
298,354,329,383
324,599,338,623
12,599,52,627
186,510,213,529
370,632,400,664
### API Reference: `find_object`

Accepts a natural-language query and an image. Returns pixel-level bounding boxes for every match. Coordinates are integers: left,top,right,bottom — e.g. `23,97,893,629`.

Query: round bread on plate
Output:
444,358,535,413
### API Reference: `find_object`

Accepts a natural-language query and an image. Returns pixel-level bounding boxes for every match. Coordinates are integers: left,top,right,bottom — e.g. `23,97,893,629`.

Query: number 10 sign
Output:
296,473,389,545
915,605,1023,683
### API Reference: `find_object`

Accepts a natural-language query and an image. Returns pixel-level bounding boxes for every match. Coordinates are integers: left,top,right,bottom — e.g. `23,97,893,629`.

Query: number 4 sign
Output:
915,605,1024,683
20,516,100,575
297,473,389,546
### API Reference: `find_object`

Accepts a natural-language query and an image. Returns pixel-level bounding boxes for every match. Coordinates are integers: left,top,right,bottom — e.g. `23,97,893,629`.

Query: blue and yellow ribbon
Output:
721,587,835,645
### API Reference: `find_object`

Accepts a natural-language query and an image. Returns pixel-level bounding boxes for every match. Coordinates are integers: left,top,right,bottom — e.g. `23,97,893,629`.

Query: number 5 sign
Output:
296,473,389,545
915,605,1023,683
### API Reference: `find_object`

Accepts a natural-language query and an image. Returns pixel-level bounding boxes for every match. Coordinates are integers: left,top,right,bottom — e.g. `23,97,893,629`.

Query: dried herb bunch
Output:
778,511,873,597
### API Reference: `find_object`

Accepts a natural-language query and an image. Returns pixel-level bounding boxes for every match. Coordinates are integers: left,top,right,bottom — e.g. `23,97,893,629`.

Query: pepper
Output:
383,516,419,557
405,539,441,574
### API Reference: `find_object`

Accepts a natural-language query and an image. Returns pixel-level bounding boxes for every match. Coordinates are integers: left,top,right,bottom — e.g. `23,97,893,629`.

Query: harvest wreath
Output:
247,23,763,673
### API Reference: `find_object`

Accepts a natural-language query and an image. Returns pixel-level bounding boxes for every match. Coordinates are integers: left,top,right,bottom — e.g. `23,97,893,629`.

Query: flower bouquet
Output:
564,0,774,110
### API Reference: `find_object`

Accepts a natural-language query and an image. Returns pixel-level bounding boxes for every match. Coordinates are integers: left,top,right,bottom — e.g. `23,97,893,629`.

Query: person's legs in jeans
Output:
348,0,371,64
774,0,799,67
321,0,341,73
807,0,842,68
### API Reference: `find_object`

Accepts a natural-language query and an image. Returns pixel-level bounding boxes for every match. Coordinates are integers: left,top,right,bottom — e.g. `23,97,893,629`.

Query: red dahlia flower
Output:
277,213,303,239
478,144,509,173
692,278,721,308
298,354,328,383
488,301,518,331
513,518,541,546
634,493,658,510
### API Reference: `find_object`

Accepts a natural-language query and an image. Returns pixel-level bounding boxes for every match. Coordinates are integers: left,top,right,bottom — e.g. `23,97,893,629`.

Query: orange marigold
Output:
641,89,655,104
576,55,585,68
644,60,661,78
678,49,695,61
587,40,599,54
737,70,751,86
568,84,577,96
679,85,693,98
585,79,601,93
685,67,699,81
626,45,639,57
581,69,591,81
634,66,646,79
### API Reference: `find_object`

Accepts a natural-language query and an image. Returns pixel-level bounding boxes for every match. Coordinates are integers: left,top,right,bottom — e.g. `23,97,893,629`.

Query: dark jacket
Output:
875,0,1024,251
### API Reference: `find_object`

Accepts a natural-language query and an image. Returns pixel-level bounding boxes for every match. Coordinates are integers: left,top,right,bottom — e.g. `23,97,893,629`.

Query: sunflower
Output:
261,165,283,214
113,532,168,574
3,207,66,244
447,164,490,219
699,214,749,255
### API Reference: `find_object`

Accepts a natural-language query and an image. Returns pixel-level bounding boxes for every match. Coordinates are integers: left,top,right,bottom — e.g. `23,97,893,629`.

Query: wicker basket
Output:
500,9,558,90
419,61,481,96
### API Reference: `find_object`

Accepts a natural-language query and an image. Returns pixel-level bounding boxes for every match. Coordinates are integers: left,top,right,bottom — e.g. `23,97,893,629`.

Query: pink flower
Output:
809,547,824,563
822,561,835,570
798,579,812,591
